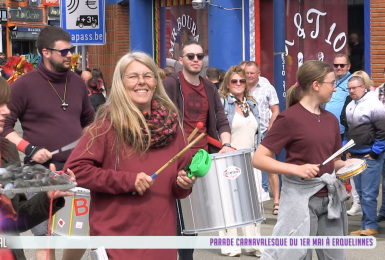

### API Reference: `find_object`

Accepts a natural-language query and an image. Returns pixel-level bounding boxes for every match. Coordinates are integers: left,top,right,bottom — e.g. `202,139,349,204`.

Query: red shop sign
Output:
44,0,59,6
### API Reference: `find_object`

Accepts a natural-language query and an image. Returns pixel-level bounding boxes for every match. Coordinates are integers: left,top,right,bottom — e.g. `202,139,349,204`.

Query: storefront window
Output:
12,41,36,56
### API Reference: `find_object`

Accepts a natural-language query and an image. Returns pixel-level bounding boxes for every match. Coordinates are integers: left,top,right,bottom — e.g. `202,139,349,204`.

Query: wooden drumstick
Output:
187,122,204,143
151,132,206,179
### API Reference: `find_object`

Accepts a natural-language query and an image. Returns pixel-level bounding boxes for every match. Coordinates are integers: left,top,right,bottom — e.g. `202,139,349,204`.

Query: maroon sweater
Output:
2,61,95,162
64,119,192,260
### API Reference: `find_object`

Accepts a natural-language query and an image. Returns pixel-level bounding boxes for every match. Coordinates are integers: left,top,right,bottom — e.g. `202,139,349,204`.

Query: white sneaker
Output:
347,202,362,216
222,250,241,257
247,249,263,257
261,189,271,202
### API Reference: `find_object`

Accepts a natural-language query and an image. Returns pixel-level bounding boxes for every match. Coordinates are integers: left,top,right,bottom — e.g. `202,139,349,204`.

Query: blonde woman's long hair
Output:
219,66,255,102
88,51,180,155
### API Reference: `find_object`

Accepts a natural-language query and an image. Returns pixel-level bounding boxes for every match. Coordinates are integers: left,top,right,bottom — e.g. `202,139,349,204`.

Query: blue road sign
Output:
60,0,105,45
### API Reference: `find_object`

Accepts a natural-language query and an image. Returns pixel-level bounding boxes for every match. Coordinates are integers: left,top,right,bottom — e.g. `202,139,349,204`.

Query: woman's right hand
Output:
297,164,319,179
135,172,154,195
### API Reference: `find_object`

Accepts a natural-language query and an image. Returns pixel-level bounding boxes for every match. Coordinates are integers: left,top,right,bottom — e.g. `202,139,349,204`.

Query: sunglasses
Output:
46,46,76,57
230,79,246,84
333,64,347,69
184,53,205,61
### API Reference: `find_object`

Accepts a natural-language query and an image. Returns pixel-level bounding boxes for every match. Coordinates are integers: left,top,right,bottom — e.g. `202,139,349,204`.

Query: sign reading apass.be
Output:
60,0,105,45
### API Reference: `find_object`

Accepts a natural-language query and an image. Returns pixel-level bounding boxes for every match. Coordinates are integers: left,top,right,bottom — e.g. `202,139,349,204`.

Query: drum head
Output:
336,159,367,181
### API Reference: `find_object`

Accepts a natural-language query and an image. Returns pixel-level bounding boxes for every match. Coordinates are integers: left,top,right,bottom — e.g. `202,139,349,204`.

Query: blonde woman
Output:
218,66,263,257
64,52,196,260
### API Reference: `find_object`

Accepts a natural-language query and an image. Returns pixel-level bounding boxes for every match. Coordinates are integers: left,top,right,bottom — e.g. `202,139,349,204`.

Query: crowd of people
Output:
1,25,385,260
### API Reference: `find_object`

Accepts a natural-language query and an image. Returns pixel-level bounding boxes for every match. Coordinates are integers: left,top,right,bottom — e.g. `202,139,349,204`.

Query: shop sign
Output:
29,0,41,7
49,7,60,17
61,0,105,45
259,0,347,88
284,2,347,86
44,0,59,6
8,7,44,22
0,10,7,22
163,5,208,61
17,27,42,33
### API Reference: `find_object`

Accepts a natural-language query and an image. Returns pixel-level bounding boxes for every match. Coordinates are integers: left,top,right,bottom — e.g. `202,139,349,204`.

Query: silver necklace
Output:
313,112,321,122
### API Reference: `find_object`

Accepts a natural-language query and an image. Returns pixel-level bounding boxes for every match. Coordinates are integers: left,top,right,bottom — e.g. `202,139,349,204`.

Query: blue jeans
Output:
261,131,269,191
353,152,385,231
379,159,385,216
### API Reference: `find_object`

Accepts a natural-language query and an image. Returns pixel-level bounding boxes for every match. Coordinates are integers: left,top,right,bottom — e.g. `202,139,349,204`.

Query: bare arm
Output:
253,144,319,179
334,157,347,172
268,104,280,131
218,131,233,153
5,131,23,147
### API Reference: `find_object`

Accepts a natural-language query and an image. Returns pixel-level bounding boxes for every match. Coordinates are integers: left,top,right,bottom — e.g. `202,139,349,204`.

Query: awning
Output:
10,27,42,40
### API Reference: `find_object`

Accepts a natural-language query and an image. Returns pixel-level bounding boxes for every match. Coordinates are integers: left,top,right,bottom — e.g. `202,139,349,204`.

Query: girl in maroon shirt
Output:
253,61,350,260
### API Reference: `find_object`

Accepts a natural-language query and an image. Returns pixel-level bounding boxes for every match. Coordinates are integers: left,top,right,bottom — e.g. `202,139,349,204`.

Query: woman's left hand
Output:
176,170,196,189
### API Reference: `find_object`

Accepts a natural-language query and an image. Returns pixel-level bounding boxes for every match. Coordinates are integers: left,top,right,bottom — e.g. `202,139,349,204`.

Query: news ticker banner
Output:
0,236,376,249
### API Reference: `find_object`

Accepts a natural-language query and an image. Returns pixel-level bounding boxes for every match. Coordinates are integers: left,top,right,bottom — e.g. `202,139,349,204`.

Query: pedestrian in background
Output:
1,25,94,260
218,66,263,257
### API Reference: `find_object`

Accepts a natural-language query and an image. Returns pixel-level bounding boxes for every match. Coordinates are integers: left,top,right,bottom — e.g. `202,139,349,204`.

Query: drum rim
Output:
337,159,366,174
70,187,90,193
337,162,367,180
210,148,254,159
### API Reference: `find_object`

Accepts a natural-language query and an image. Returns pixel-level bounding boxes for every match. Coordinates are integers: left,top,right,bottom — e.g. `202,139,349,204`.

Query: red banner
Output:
261,0,348,88
43,0,59,6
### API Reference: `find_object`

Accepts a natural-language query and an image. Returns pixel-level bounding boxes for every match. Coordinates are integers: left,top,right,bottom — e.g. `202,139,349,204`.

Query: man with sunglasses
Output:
1,26,94,260
163,40,232,260
325,54,352,140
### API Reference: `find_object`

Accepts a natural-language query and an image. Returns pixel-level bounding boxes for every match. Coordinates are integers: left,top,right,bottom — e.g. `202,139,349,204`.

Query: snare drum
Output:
179,148,264,234
336,159,367,181
52,187,90,236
